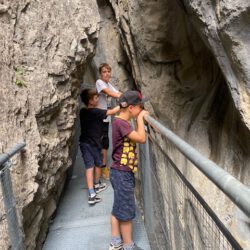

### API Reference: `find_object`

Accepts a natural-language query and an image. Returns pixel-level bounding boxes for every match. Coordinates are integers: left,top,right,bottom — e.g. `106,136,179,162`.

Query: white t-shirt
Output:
96,79,119,122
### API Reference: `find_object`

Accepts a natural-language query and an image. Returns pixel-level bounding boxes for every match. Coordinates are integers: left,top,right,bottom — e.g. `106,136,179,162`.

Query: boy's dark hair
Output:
80,88,97,106
99,63,111,74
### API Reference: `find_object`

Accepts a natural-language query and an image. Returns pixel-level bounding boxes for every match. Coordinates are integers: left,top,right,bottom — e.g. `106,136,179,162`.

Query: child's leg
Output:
93,146,108,193
86,167,94,193
109,215,122,249
79,142,95,195
79,142,101,204
102,148,108,166
101,149,110,179
86,167,101,204
94,166,102,184
93,145,105,184
120,220,133,245
94,166,108,193
111,214,120,237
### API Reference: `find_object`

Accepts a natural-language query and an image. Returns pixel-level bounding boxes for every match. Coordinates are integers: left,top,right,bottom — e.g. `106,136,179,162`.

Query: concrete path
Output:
42,150,151,250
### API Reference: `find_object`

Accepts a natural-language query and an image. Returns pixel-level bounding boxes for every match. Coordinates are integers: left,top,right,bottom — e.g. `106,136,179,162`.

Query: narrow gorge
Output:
0,0,249,249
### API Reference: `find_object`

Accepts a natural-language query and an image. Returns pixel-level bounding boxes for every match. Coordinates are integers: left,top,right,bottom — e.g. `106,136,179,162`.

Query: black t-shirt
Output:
79,108,107,149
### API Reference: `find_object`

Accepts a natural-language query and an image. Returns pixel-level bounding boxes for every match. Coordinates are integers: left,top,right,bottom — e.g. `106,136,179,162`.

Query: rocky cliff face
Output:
0,1,100,249
182,0,250,129
83,0,133,92
1,0,250,249
108,0,250,248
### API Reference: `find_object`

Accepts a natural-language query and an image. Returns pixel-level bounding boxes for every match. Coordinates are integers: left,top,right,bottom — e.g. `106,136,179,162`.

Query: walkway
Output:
43,149,151,250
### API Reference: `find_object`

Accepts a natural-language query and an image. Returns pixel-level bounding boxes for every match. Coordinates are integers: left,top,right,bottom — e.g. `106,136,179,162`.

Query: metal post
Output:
0,142,26,250
0,162,24,250
140,132,154,231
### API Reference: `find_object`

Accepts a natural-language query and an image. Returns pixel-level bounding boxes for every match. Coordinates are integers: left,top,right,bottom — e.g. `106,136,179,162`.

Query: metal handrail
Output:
0,142,26,250
144,115,250,218
0,142,26,169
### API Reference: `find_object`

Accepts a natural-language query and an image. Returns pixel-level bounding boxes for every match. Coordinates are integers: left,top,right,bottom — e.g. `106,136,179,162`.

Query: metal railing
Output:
0,142,26,250
138,115,248,249
144,115,250,217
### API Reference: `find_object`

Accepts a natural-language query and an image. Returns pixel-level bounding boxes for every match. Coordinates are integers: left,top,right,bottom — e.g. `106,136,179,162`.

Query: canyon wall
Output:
0,0,249,249
107,0,250,248
0,1,100,249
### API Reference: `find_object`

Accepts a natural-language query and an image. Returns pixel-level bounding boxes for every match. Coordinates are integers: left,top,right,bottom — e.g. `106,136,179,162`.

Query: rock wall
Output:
1,0,250,249
108,0,250,248
83,0,133,92
181,0,250,129
0,1,100,249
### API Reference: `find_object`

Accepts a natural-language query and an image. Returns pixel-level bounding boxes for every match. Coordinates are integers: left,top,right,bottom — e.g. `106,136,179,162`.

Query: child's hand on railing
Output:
139,110,149,119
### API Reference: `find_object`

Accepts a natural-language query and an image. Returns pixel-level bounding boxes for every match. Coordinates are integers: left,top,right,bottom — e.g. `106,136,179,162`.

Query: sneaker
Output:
109,242,123,250
88,194,101,205
101,166,110,180
94,182,108,194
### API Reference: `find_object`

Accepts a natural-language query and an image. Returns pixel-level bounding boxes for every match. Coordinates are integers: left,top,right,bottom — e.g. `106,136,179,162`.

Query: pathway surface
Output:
43,150,151,250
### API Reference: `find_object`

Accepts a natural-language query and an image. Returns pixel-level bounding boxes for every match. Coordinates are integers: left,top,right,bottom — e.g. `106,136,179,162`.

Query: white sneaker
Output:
88,194,101,205
108,242,123,250
94,182,108,193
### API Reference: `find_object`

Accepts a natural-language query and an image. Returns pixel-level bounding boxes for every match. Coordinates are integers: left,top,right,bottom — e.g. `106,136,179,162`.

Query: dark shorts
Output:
110,168,135,221
101,122,109,150
79,142,102,169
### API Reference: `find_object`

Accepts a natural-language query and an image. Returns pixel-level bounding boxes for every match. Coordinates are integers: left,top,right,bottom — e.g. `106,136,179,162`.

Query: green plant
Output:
15,79,27,87
15,67,27,87
16,67,24,76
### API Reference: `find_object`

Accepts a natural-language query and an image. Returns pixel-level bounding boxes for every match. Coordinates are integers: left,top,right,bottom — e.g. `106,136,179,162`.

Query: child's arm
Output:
101,88,122,98
127,110,149,143
106,106,120,116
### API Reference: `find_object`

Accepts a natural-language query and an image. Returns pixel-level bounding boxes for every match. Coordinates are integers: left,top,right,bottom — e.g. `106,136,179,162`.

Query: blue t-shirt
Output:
79,108,107,149
111,117,138,173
